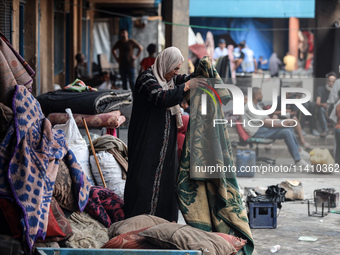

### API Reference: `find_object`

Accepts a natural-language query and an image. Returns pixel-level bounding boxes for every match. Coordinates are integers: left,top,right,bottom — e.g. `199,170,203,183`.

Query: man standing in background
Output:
112,29,143,92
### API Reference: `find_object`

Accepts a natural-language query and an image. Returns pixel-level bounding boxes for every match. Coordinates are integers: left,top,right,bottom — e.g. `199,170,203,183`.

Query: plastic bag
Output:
90,151,126,199
310,148,335,166
53,108,95,185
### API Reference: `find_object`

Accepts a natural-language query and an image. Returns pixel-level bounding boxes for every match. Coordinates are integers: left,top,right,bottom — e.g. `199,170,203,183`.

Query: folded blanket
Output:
37,89,132,116
0,86,91,251
47,110,126,129
85,186,125,227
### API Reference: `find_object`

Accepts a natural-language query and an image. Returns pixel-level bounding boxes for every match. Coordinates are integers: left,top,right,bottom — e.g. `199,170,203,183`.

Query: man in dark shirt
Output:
112,29,143,92
316,72,337,137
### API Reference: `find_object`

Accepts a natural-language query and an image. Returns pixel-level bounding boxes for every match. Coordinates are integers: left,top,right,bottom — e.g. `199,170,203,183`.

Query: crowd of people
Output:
74,29,340,166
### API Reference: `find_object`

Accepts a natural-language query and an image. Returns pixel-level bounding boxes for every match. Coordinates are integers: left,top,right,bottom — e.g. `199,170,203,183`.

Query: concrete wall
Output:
273,19,288,60
131,19,161,73
314,0,340,78
24,0,39,96
163,0,189,73
39,1,54,94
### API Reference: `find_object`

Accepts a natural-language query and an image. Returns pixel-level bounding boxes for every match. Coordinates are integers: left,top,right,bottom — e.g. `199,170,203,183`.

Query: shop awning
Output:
189,0,315,18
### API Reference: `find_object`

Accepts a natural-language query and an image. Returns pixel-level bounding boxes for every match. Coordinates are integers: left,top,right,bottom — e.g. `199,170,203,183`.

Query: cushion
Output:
45,206,66,238
215,233,247,254
236,123,250,142
50,197,73,239
53,159,78,212
108,215,169,238
139,223,236,255
37,197,73,243
102,227,160,249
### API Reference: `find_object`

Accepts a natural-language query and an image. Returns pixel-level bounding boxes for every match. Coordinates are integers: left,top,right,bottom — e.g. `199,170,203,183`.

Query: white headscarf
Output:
151,46,184,128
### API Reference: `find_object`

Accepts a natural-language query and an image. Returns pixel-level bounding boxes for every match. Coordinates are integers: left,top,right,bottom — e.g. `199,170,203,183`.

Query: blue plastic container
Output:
236,150,256,177
248,202,277,229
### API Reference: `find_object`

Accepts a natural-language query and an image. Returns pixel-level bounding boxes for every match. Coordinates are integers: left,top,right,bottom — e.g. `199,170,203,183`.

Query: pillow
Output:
102,227,160,249
53,159,78,212
50,197,73,239
45,206,66,238
108,215,169,238
37,198,73,243
215,233,247,254
139,223,236,255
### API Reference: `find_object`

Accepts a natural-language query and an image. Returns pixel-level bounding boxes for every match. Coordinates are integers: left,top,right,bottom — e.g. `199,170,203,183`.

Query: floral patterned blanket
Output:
176,57,254,255
0,86,90,251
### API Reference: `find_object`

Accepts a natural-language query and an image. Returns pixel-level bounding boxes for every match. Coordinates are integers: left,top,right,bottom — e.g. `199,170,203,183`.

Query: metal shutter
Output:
0,0,12,42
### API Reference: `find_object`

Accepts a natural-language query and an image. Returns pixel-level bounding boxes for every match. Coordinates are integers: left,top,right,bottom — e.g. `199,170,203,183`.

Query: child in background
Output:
139,43,156,74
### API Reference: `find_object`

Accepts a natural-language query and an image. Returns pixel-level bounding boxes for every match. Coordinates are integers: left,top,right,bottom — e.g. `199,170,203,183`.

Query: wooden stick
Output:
82,117,107,188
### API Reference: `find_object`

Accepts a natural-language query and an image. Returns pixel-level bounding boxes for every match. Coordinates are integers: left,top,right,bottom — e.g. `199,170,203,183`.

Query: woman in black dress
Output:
124,46,198,222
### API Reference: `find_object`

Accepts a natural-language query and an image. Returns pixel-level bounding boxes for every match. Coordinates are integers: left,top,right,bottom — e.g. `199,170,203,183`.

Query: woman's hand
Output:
184,78,207,92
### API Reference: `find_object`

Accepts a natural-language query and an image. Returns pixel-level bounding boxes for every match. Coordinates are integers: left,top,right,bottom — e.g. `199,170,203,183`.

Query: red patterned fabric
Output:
0,198,21,238
102,227,159,249
85,186,125,227
215,233,247,254
37,198,73,243
46,207,65,238
48,110,126,129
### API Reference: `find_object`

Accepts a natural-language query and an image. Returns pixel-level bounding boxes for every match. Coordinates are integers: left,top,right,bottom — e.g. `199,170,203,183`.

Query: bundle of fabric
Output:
36,89,132,116
91,134,128,177
84,186,124,228
176,57,254,254
66,212,109,249
47,110,126,129
0,86,91,252
64,78,97,92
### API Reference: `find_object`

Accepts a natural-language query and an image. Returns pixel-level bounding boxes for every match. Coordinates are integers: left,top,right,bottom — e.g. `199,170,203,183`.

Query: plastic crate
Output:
248,202,277,229
36,248,202,255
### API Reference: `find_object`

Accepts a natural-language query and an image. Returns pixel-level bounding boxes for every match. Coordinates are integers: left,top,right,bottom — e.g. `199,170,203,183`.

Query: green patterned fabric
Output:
176,57,254,254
